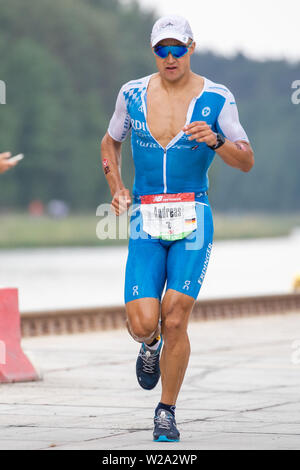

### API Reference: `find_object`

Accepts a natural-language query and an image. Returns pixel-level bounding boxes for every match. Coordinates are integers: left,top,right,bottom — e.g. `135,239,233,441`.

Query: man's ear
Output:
189,41,196,56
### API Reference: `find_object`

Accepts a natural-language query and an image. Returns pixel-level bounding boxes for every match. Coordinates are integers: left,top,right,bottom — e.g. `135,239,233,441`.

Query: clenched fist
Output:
111,188,131,216
183,121,218,147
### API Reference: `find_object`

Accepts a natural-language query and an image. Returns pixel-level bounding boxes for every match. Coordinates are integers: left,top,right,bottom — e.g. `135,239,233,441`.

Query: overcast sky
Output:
128,0,300,63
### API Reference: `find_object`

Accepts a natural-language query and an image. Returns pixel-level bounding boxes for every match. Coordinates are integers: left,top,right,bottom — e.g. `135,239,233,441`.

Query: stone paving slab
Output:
1,312,300,450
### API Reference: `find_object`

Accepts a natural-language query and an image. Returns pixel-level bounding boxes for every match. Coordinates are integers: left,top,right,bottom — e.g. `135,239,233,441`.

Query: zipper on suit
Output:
163,149,167,193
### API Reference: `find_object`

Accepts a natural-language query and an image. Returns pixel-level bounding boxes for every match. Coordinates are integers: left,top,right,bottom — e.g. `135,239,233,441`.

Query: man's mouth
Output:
166,66,177,71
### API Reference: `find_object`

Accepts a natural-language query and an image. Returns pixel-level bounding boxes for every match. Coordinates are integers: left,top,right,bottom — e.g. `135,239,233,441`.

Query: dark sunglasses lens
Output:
154,45,188,58
172,46,188,58
154,46,169,58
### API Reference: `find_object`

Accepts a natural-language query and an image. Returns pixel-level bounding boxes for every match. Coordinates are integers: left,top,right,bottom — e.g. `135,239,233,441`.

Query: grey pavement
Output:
1,312,300,450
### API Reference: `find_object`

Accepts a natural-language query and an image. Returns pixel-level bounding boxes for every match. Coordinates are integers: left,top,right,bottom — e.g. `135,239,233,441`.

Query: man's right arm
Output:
100,133,131,215
101,84,132,215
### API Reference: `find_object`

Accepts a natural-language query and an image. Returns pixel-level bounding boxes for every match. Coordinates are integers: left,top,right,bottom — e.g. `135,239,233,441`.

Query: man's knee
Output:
162,304,189,339
163,315,182,336
126,319,160,343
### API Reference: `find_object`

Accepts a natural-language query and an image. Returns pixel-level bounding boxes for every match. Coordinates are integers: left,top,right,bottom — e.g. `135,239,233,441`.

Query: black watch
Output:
208,133,225,150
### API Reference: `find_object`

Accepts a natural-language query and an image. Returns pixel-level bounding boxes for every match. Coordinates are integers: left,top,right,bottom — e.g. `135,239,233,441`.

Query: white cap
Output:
151,15,194,47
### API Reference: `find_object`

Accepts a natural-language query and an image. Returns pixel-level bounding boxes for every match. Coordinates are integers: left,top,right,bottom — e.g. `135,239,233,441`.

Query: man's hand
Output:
0,152,18,174
183,122,217,147
183,122,254,172
111,188,131,216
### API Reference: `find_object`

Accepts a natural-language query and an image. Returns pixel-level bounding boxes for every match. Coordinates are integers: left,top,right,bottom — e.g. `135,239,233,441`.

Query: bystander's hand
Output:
0,152,18,174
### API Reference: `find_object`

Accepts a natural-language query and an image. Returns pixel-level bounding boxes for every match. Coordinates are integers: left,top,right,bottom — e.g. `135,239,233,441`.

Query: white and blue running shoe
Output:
136,337,162,390
153,408,180,442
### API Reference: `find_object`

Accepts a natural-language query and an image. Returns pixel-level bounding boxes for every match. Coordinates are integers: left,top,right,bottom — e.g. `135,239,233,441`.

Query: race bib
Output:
140,193,197,241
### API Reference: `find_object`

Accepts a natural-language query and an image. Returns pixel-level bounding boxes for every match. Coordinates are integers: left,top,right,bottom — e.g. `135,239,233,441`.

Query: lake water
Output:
0,234,299,312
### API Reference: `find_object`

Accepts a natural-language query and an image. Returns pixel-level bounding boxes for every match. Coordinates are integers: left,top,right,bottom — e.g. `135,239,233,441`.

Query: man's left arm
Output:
213,138,254,173
183,90,254,172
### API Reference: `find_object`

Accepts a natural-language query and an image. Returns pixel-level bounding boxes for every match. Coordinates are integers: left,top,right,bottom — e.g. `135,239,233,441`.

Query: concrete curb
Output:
20,293,300,337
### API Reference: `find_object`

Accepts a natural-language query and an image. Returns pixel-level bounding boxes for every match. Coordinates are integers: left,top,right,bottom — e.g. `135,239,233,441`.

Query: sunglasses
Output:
153,42,193,59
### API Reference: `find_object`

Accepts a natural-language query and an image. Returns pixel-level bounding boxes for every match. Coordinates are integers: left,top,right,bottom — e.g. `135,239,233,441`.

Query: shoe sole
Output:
153,435,180,442
137,377,160,390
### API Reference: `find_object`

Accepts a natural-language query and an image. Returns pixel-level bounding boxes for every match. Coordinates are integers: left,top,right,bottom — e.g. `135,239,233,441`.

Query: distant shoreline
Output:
0,212,299,249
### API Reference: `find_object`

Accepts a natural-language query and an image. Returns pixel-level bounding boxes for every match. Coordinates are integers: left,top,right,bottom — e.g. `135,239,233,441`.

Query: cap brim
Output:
151,32,191,47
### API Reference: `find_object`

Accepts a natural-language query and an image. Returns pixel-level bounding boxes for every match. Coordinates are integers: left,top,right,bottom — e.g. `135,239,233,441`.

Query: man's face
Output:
152,38,195,82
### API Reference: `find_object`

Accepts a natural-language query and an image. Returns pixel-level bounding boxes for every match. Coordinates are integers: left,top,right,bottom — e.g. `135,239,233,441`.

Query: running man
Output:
101,15,254,442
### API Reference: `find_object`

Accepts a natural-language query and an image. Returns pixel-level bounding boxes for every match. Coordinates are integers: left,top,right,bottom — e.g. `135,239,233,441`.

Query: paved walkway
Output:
1,312,300,450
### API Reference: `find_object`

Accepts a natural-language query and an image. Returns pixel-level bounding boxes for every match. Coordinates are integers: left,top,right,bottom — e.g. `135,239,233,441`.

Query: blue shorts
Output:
124,193,214,303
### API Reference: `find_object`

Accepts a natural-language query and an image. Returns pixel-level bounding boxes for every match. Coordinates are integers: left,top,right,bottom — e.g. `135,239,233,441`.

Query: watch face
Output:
216,133,225,147
208,133,224,150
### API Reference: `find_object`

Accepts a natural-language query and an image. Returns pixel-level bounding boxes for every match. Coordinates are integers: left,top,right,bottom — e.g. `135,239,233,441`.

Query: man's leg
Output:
124,228,168,390
126,297,163,391
124,235,167,344
126,297,161,345
158,197,214,405
153,197,214,441
160,289,195,405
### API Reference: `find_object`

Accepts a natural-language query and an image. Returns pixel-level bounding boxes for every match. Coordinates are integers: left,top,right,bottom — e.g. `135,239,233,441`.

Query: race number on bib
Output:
140,193,197,241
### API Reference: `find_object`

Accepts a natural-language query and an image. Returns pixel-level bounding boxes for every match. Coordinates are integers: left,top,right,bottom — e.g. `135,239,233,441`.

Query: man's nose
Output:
166,52,176,61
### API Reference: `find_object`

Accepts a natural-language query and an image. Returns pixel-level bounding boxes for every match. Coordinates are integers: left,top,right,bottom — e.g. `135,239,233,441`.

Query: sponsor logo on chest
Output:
131,119,146,131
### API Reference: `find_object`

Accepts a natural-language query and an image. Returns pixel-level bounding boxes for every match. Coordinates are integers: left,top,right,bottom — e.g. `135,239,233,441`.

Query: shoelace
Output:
154,411,171,430
139,349,157,373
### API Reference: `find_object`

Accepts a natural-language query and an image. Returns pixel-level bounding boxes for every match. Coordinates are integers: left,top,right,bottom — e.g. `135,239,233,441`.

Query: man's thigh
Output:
124,237,168,304
166,201,214,299
161,288,195,331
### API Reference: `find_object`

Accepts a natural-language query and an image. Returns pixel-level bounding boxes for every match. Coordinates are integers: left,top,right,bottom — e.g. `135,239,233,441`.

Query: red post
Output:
0,288,39,383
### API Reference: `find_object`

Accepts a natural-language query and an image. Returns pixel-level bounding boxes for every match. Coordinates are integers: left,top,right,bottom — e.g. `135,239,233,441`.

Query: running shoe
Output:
136,337,162,390
153,408,180,442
